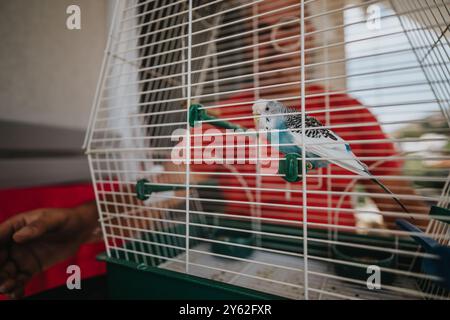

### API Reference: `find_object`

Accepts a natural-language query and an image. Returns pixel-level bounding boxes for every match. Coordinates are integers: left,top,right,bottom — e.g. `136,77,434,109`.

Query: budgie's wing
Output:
284,113,413,214
285,116,370,176
306,135,370,176
284,113,411,214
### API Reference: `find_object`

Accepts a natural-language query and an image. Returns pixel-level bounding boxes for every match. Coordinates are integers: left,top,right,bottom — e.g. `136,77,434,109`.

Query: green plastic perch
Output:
136,179,186,201
189,104,246,131
277,153,315,183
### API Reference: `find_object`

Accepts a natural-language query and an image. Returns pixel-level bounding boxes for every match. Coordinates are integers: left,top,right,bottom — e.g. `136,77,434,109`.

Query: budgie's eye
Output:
265,107,269,112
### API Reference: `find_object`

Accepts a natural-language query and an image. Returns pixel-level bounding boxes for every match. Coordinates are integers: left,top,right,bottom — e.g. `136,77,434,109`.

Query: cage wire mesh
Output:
85,0,450,300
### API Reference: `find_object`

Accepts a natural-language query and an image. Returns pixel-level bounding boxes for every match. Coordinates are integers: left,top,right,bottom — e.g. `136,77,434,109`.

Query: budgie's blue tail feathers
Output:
369,176,411,217
326,156,412,217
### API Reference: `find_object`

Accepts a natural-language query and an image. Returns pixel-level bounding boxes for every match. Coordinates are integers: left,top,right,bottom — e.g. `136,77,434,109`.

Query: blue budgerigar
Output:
252,99,410,214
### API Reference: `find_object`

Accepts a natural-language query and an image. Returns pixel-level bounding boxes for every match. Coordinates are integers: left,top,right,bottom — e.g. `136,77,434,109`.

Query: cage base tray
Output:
100,243,421,300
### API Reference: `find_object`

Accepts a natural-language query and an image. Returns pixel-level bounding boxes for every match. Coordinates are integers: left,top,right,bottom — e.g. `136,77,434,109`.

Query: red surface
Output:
0,183,106,299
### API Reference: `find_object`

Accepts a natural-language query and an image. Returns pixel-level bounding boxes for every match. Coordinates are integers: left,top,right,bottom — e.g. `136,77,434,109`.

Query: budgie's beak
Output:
252,99,269,129
253,113,260,128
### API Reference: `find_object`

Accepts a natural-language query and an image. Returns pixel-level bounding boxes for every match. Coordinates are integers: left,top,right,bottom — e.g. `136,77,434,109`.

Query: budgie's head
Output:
252,100,286,131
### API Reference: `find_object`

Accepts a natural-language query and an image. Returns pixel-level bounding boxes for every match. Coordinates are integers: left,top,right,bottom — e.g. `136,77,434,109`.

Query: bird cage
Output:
84,0,450,300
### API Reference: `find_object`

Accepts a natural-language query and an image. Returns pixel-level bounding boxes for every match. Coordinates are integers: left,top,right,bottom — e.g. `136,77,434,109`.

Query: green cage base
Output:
97,218,420,300
98,253,283,300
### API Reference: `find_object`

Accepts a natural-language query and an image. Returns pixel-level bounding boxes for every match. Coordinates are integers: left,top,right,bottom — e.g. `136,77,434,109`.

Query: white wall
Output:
0,0,112,129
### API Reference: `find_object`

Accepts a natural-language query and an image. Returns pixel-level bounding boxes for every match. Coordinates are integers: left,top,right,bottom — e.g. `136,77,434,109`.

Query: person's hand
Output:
0,202,98,299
